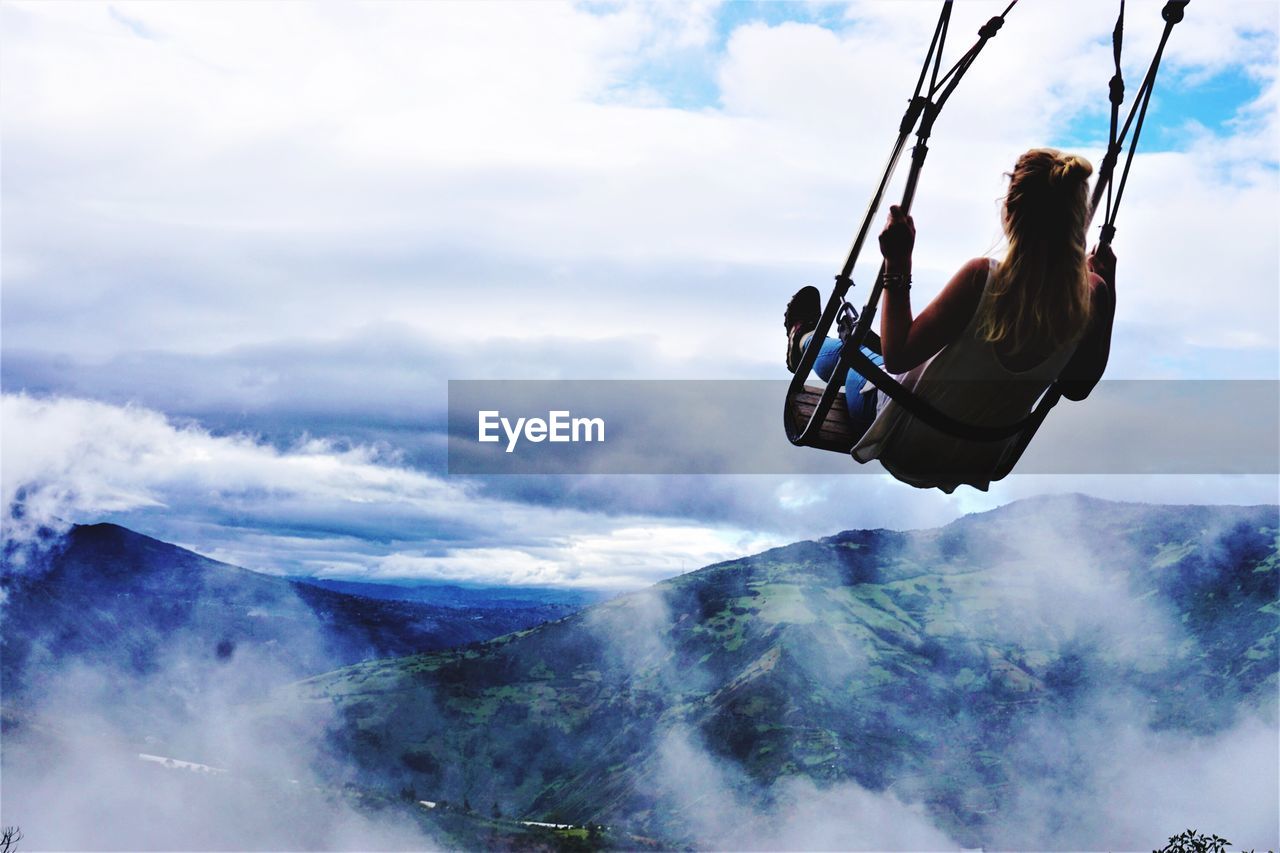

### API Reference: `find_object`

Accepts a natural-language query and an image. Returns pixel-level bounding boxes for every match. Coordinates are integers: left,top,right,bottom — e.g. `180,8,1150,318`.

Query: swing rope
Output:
1091,0,1190,245
787,0,1018,448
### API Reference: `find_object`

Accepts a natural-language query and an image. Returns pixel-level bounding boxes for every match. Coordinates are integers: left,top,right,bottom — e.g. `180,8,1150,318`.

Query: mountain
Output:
0,523,582,706
287,496,1279,848
292,577,608,611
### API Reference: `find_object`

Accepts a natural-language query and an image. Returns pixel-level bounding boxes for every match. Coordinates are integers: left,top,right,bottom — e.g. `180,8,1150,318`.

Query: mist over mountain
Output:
0,522,591,850
290,495,1279,849
2,496,1276,850
1,523,581,720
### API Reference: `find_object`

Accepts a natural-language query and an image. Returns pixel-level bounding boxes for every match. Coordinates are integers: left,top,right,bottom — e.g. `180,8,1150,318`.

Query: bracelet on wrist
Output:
882,271,912,292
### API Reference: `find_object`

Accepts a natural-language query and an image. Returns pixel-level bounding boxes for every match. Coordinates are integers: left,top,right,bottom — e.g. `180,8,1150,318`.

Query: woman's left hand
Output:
1088,243,1116,287
879,204,915,267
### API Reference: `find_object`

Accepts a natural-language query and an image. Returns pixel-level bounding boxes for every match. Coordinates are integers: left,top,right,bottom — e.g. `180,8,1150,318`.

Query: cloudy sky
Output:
3,0,1277,589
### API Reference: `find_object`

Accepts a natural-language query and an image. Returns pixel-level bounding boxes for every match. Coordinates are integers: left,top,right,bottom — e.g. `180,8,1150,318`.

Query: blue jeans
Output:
811,336,884,430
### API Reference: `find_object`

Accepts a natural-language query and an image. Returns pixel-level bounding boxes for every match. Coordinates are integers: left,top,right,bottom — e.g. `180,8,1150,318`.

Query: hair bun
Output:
1050,154,1093,186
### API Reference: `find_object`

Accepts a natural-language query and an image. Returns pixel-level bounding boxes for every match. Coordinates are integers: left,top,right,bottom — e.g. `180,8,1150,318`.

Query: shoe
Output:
784,285,821,373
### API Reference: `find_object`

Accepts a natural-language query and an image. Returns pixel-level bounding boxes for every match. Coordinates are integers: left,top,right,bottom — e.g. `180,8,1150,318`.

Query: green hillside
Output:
281,496,1279,847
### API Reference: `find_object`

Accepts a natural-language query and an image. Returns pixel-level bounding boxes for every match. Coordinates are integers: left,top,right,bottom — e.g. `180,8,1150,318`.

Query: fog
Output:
651,727,958,851
572,500,1279,850
3,496,1275,850
1,542,439,851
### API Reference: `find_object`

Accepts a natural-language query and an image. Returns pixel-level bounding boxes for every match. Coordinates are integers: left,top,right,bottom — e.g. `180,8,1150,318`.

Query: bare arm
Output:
877,206,987,374
1058,244,1116,401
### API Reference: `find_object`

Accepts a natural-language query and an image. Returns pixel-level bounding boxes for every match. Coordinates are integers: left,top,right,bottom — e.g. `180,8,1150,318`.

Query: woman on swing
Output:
784,148,1117,491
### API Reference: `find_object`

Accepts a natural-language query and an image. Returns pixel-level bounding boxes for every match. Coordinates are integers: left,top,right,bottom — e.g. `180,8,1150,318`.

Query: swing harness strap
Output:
785,0,1018,448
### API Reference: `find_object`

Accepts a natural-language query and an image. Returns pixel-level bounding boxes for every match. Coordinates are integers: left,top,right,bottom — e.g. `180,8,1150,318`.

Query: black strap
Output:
1105,1,1125,224
842,3,1019,372
1090,0,1188,244
845,349,1060,443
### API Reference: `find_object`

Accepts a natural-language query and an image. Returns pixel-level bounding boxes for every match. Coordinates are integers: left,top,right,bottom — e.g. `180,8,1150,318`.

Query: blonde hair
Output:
979,148,1093,354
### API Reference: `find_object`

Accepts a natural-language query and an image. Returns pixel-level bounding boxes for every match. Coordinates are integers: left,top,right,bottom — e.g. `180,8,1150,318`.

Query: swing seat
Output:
787,386,861,454
786,326,882,453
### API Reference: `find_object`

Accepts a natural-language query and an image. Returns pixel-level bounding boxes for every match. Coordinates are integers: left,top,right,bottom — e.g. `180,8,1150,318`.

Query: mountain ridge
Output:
4,497,1275,848
285,495,1278,848
0,522,584,705
291,575,609,610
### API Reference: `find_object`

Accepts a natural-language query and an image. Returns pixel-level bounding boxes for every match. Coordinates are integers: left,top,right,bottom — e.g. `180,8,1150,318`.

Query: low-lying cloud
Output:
1,393,791,589
652,727,959,850
627,505,1279,850
5,391,1278,591
2,560,439,850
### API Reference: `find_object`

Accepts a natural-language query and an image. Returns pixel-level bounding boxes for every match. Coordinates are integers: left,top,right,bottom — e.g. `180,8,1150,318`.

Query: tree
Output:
1156,829,1230,853
1,826,22,853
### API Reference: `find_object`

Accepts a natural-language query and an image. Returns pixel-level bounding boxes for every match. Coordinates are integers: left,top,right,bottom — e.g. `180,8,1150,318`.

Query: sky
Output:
2,0,1278,590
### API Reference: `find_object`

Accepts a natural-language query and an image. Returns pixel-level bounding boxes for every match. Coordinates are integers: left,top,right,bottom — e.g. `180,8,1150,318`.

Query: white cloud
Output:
990,702,1280,849
4,587,441,850
2,1,1274,376
1,3,1276,583
5,392,1276,591
0,393,453,536
0,393,791,589
651,726,960,850
361,524,781,592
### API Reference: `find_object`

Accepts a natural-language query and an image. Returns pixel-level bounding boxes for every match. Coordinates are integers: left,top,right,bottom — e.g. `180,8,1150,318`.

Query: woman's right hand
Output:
1088,243,1116,286
878,204,915,268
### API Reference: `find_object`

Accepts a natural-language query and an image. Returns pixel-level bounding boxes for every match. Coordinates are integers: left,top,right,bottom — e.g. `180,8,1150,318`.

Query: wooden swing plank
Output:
788,386,859,454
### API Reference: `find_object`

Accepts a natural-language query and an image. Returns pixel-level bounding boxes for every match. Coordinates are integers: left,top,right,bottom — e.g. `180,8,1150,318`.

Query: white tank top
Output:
851,260,1081,492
